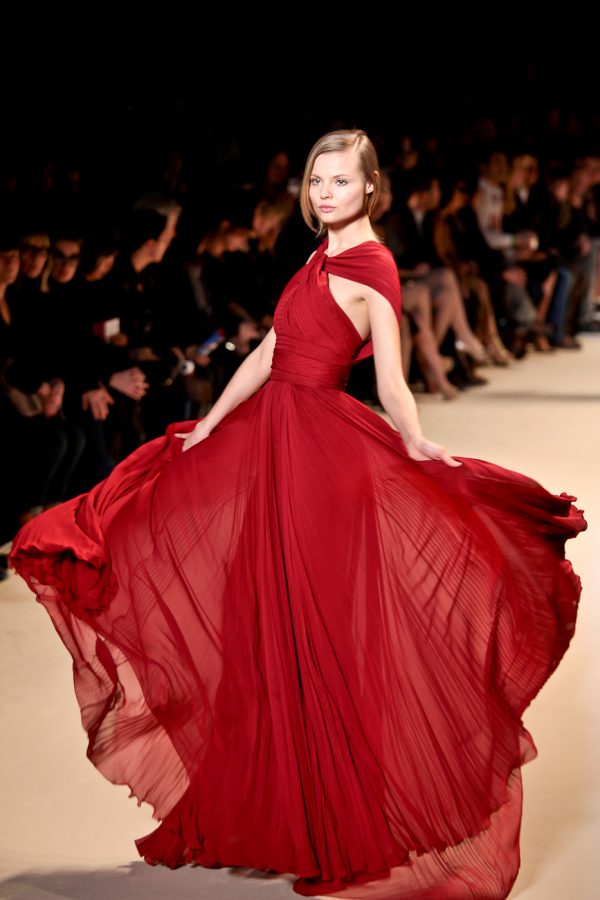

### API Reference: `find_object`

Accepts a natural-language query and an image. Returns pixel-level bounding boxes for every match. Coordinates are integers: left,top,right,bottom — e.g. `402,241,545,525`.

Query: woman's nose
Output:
320,183,332,198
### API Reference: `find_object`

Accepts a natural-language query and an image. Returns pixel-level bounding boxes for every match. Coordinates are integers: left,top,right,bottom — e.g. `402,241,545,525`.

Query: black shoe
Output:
448,353,489,389
509,335,528,359
447,369,470,390
462,372,489,387
550,335,582,349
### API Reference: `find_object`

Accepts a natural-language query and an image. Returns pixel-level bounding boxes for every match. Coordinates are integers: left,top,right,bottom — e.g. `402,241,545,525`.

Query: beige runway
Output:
1,336,598,900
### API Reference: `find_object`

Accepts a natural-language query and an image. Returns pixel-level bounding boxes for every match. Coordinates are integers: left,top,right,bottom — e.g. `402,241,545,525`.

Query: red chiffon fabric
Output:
9,237,587,899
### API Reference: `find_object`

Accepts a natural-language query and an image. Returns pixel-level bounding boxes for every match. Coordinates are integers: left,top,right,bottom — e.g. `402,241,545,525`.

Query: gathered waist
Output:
268,339,351,390
269,367,348,390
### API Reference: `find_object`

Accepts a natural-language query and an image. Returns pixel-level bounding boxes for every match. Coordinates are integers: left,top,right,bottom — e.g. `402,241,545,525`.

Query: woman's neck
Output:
326,219,378,255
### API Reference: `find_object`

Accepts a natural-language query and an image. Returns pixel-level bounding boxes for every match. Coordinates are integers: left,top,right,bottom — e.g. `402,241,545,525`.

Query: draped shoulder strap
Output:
318,237,402,365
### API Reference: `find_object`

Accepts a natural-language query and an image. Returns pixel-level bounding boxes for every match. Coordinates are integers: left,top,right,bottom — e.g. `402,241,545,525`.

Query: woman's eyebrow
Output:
311,173,351,178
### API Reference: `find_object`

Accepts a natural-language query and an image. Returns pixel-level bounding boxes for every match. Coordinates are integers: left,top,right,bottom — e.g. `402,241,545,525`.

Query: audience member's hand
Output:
185,344,212,367
81,386,114,420
514,230,539,251
577,233,592,256
237,321,261,342
108,332,128,347
108,367,149,399
129,346,160,361
233,321,261,355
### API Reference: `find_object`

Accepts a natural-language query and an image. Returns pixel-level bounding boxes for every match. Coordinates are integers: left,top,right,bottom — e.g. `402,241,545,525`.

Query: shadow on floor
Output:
0,860,299,900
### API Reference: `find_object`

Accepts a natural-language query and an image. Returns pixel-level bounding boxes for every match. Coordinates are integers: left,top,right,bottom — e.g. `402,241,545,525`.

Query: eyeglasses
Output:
20,242,49,256
52,251,81,262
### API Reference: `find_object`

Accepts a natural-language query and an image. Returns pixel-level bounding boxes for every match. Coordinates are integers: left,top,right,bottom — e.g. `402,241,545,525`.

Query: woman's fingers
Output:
443,453,463,467
407,438,463,467
431,444,462,467
174,432,196,452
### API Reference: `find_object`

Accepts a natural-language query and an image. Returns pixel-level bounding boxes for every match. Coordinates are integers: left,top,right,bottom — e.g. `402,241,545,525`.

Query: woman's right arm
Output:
175,326,277,447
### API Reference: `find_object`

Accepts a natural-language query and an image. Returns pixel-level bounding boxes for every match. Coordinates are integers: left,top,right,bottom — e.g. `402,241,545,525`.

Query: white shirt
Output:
475,177,515,256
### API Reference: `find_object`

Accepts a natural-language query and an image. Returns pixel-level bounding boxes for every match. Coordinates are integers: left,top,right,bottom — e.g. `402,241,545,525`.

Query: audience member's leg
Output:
466,276,513,364
548,265,575,346
8,414,68,521
425,267,488,360
43,418,87,505
577,236,600,327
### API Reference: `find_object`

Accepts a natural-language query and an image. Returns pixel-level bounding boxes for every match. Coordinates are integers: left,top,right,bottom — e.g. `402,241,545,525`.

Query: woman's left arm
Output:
364,286,462,467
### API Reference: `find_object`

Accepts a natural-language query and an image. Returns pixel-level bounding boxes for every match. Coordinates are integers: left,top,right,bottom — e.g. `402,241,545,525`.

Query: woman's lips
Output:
319,206,335,211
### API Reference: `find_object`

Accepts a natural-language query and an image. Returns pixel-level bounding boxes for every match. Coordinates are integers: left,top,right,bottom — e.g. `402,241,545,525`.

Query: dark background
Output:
3,38,598,213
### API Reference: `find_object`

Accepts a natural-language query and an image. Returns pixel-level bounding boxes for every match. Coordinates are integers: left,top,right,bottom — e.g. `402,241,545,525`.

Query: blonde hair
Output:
300,129,382,238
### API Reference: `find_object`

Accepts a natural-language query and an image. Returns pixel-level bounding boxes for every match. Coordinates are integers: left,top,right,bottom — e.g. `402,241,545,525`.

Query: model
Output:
8,129,587,899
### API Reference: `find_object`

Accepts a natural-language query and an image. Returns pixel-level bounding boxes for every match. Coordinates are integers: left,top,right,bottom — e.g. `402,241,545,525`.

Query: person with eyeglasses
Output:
4,226,51,308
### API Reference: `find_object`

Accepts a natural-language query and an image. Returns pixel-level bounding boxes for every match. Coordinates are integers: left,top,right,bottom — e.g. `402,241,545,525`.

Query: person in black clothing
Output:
446,181,541,358
536,164,593,347
13,223,51,301
102,208,194,450
491,152,563,351
381,168,492,374
177,216,266,402
433,173,514,364
53,224,151,488
0,227,85,545
366,172,462,400
148,219,232,418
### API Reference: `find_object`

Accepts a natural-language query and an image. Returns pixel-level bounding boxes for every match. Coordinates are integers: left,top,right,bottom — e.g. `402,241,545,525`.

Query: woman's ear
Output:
366,169,379,195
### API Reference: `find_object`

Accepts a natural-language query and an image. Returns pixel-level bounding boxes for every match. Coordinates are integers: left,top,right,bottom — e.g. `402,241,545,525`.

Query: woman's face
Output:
20,235,49,278
428,179,442,209
93,253,117,280
452,183,469,208
266,152,289,187
308,150,373,228
50,239,81,284
551,179,569,203
0,249,20,285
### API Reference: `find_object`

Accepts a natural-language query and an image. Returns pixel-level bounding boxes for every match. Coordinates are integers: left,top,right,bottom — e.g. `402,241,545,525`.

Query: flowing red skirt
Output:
8,380,587,898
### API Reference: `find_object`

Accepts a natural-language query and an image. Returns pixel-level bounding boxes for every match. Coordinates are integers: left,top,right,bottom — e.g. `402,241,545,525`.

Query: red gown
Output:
8,237,587,899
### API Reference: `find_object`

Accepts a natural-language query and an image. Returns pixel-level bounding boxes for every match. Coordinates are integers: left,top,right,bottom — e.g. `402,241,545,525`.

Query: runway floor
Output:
1,336,598,899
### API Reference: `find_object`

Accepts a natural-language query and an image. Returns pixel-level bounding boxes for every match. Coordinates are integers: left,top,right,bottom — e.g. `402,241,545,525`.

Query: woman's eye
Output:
337,179,347,185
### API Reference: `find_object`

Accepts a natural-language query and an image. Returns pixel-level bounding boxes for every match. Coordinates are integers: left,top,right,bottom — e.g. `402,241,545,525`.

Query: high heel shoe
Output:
421,361,461,400
454,338,491,365
484,333,514,366
426,379,461,400
532,334,555,352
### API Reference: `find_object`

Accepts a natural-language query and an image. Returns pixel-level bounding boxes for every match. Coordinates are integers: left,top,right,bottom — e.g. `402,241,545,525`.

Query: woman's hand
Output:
81,386,114,420
405,434,463,467
109,367,149,399
174,420,213,452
